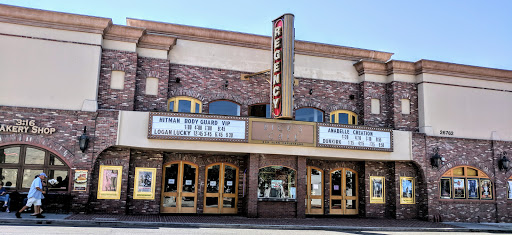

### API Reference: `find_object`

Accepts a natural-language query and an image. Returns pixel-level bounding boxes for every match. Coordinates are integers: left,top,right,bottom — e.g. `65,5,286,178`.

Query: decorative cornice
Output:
104,25,145,43
138,33,177,51
126,18,393,62
353,61,387,76
386,60,416,75
415,60,512,83
0,4,112,34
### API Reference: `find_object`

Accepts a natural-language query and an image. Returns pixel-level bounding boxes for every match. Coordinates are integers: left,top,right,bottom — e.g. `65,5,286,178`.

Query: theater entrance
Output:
306,166,324,215
160,161,198,213
329,168,358,215
203,163,239,214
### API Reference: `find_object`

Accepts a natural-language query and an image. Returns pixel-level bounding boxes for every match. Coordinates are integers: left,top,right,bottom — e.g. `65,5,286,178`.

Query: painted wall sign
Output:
317,123,393,152
0,119,56,135
148,112,248,142
249,119,315,146
270,14,294,119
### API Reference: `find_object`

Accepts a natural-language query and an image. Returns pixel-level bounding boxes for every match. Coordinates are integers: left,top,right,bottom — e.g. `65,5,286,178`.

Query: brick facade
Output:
1,50,509,222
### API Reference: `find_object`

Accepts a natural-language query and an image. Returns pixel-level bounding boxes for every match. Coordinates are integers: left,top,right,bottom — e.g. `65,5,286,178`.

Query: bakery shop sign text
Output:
0,119,56,135
271,14,294,119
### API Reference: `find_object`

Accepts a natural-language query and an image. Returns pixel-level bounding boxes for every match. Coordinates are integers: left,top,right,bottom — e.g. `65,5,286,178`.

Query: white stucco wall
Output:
418,74,512,141
0,33,101,111
116,111,412,161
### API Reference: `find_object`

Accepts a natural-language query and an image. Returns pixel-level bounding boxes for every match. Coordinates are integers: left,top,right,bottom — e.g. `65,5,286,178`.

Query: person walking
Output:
0,182,10,212
15,173,46,218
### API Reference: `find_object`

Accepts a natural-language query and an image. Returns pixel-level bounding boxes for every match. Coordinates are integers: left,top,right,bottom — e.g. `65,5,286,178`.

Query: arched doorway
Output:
160,161,198,213
330,168,358,215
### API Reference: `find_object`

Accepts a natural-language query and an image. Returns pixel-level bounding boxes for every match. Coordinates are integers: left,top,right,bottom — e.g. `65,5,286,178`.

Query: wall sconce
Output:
78,126,89,153
224,80,229,88
431,147,442,168
499,151,509,171
175,77,181,83
309,89,313,95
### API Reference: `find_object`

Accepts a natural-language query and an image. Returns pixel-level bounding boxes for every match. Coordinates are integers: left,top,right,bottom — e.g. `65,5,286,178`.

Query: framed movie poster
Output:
508,180,512,200
467,178,479,199
134,167,157,200
439,178,451,199
453,178,465,199
480,179,492,200
73,170,88,191
370,176,385,203
400,177,415,204
97,165,123,199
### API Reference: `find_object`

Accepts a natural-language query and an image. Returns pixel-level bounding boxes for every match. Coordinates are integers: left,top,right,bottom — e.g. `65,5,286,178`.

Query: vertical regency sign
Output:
271,14,294,119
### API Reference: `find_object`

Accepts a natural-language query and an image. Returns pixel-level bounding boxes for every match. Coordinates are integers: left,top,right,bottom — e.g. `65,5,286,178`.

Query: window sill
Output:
258,198,296,202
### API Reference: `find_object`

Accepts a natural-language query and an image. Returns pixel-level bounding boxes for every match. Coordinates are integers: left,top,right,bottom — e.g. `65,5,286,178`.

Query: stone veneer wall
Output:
126,149,164,214
0,106,120,213
134,57,170,111
97,49,138,111
411,133,512,222
89,147,130,214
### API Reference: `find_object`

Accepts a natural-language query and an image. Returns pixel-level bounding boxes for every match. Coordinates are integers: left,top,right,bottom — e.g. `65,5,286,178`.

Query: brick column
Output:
247,153,260,217
296,156,307,218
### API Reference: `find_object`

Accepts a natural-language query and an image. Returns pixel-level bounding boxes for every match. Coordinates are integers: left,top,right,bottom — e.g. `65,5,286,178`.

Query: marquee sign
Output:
148,112,248,142
249,119,316,147
317,123,393,152
271,14,294,119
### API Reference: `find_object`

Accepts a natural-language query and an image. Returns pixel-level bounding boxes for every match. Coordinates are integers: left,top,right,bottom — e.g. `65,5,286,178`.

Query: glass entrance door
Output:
330,168,358,215
161,161,198,213
204,163,238,214
306,166,323,215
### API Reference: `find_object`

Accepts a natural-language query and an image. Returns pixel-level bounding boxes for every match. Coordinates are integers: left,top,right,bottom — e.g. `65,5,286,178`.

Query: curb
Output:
1,218,512,233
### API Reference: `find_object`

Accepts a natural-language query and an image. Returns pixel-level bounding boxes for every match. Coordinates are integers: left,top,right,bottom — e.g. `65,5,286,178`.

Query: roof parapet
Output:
104,25,145,43
0,4,112,34
138,33,177,51
127,18,393,62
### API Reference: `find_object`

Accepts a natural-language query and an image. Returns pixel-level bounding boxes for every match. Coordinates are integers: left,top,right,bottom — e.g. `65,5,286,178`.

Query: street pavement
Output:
0,225,506,235
0,211,511,233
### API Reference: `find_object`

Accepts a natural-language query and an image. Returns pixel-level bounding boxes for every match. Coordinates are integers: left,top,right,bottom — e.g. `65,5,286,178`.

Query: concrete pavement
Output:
0,211,511,233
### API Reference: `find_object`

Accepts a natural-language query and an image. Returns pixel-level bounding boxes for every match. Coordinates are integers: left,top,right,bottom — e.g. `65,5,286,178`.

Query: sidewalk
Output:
1,211,512,232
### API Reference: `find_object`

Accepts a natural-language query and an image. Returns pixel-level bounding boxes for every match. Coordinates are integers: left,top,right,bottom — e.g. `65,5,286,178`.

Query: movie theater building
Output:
1,4,511,222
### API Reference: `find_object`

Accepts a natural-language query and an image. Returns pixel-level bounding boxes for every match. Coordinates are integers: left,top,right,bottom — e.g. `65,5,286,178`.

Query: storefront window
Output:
209,100,241,116
439,166,492,200
168,96,202,113
258,166,296,199
0,145,70,191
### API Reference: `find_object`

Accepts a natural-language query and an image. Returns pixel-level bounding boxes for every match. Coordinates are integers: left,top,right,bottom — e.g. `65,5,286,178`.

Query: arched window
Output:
249,103,270,118
258,166,296,199
330,110,358,125
168,96,202,113
0,145,70,192
295,108,324,122
439,166,492,200
208,100,241,116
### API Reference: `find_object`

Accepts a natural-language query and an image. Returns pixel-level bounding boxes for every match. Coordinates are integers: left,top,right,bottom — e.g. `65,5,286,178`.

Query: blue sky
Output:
2,0,511,70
